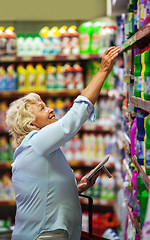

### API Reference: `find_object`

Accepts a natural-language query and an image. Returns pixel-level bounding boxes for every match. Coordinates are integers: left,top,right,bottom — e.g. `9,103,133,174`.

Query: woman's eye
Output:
41,106,45,111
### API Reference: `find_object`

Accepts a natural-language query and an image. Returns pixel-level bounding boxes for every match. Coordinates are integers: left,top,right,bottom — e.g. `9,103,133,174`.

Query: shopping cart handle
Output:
79,194,93,238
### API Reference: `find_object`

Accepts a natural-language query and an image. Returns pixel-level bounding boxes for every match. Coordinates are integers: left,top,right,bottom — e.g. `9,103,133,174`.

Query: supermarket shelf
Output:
0,53,102,63
126,202,142,239
0,200,16,206
121,23,150,52
82,122,115,133
130,96,150,112
131,155,150,191
0,162,13,168
0,89,81,98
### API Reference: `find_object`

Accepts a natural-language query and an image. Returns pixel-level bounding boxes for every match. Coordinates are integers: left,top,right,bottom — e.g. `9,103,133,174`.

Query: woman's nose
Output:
48,108,54,113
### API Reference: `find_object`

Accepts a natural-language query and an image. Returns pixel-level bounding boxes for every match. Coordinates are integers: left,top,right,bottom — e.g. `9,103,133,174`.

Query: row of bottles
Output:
0,22,117,56
82,212,119,238
116,0,150,44
78,22,117,55
95,97,121,128
62,133,117,163
130,109,150,176
86,60,116,90
134,44,150,100
83,175,116,201
0,62,84,91
123,163,149,237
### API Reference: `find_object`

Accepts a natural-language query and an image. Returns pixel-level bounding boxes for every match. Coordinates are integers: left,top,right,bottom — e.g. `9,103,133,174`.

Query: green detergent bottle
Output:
134,51,142,98
78,22,92,54
90,22,101,54
140,189,149,226
144,48,150,100
137,175,146,224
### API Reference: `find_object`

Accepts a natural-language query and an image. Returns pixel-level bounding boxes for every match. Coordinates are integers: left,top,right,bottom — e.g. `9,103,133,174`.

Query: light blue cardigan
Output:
11,95,95,240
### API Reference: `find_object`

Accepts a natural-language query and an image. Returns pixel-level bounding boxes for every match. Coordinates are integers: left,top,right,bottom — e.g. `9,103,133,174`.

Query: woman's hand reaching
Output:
99,46,121,74
77,171,100,194
81,46,120,105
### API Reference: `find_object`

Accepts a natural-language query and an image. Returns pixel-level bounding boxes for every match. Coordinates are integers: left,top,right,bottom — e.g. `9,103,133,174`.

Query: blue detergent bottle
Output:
136,111,149,165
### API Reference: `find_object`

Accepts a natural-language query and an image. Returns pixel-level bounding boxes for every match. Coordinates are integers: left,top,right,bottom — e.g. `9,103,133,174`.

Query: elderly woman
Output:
6,46,120,240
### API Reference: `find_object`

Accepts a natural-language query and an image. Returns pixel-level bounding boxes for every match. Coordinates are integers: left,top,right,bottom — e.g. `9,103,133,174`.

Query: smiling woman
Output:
30,100,57,129
6,46,120,240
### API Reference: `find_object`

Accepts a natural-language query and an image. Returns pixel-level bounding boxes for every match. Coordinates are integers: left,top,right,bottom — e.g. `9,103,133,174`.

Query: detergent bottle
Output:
139,0,145,28
90,22,101,54
0,27,6,56
49,27,61,54
6,65,17,91
64,63,74,89
140,188,149,225
17,33,25,56
78,22,93,54
140,48,147,99
73,62,84,90
68,25,79,55
59,26,71,55
24,33,34,56
35,63,46,91
145,0,150,24
136,111,148,165
0,136,9,162
128,0,134,38
56,63,65,89
144,47,150,100
134,0,138,32
26,63,36,91
130,117,137,155
17,64,27,91
46,64,56,89
134,50,142,98
4,26,17,55
39,26,50,55
32,33,43,56
137,0,140,30
0,66,6,91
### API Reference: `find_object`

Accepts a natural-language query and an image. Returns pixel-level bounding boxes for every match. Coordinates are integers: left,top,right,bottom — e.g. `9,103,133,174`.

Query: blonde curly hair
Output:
6,92,42,149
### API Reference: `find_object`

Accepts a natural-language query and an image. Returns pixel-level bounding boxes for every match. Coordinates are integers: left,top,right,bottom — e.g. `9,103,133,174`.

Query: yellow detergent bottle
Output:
26,63,36,91
35,63,46,91
46,98,55,109
56,63,65,89
17,64,27,91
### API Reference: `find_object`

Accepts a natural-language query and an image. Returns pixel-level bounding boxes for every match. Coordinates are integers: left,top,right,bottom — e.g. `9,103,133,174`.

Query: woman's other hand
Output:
77,171,100,194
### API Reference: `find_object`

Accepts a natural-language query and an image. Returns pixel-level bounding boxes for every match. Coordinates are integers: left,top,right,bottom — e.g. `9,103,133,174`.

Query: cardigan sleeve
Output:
30,95,95,156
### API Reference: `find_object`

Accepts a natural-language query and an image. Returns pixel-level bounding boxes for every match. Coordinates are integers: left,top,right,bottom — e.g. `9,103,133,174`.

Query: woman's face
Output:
30,101,57,129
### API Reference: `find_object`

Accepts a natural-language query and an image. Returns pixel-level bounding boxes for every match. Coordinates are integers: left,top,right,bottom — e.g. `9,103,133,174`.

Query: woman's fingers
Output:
104,46,120,55
104,46,116,55
109,47,121,60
